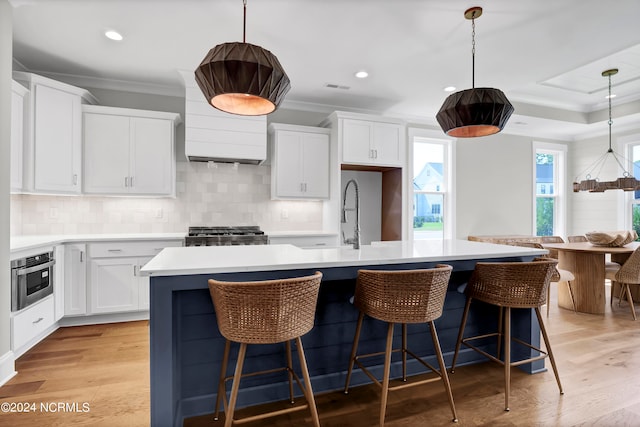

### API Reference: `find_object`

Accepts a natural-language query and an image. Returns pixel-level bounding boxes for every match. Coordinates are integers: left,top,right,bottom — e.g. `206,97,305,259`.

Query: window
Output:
410,131,453,240
533,142,567,237
623,136,640,235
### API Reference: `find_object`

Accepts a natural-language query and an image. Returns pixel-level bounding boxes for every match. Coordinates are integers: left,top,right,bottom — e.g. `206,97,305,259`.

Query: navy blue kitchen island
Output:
142,240,547,426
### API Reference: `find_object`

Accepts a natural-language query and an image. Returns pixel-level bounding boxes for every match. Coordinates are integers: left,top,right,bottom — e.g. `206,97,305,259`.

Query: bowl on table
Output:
585,230,638,247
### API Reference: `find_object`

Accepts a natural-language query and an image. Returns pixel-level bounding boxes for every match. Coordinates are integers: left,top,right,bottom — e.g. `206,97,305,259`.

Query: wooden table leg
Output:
557,251,605,314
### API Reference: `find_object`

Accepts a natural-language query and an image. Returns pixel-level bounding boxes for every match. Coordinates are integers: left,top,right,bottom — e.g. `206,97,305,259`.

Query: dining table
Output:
542,241,640,314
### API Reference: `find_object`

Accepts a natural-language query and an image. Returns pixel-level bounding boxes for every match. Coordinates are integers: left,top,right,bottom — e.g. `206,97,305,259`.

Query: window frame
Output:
532,142,567,237
408,128,455,240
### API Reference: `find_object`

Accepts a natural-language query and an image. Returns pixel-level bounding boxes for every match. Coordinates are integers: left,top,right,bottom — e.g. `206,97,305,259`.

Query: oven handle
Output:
16,260,56,276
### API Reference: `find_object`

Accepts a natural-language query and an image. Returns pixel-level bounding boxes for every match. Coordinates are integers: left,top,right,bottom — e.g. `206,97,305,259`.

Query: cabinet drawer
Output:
88,240,183,258
12,296,55,350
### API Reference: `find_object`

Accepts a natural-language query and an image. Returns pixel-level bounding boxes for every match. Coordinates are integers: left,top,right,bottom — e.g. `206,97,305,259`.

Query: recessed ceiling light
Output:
444,86,456,92
105,30,123,41
355,71,369,79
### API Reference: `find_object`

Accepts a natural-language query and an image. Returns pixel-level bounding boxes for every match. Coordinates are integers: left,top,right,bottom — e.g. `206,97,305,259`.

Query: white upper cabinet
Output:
13,72,98,194
269,123,330,200
11,80,28,192
342,119,403,166
82,105,181,196
321,111,406,168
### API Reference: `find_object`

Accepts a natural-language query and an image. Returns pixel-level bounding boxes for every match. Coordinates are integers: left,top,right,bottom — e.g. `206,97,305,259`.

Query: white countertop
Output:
10,233,186,253
140,239,547,277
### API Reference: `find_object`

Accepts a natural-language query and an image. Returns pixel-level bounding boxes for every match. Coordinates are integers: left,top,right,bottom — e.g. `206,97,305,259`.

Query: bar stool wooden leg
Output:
285,340,295,403
546,285,551,317
214,339,231,421
497,306,504,360
344,311,365,394
503,307,511,412
534,308,564,394
429,321,458,422
451,297,472,372
225,343,247,427
295,337,321,427
380,322,395,427
401,323,408,381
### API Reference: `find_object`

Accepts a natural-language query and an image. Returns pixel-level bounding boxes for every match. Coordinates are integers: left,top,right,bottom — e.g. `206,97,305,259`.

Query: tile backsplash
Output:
10,161,324,236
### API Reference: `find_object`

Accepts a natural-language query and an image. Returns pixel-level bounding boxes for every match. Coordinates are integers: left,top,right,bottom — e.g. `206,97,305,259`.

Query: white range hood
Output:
180,71,267,165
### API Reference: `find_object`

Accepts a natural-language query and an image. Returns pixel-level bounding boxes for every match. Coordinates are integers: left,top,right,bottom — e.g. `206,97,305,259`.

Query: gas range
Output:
184,226,269,247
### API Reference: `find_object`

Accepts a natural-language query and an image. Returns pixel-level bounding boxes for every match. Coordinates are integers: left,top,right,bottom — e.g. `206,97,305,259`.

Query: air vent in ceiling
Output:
324,83,350,90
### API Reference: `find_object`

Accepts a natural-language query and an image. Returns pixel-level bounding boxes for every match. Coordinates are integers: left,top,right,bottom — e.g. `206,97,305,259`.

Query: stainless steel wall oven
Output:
11,251,55,311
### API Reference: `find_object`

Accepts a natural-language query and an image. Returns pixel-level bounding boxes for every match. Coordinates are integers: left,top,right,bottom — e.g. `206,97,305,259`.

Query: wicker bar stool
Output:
515,242,576,316
343,265,458,426
450,260,563,411
207,272,323,427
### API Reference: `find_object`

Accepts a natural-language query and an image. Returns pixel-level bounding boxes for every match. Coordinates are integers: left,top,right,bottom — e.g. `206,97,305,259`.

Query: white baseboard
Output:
59,311,149,327
0,350,17,387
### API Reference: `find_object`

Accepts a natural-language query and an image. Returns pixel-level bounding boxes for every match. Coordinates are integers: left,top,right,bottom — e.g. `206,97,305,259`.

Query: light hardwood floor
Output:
2,287,640,427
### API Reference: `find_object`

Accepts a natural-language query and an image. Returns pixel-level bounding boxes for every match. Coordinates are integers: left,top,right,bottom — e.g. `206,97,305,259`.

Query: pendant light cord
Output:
242,0,247,43
471,15,476,89
607,73,613,152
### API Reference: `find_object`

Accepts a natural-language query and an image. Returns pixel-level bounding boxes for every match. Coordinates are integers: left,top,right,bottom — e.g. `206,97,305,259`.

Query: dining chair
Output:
604,247,640,320
514,242,576,316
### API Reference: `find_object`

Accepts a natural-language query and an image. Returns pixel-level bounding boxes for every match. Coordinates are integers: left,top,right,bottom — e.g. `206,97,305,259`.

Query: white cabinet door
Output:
130,117,173,195
274,131,304,197
11,83,26,192
64,243,87,316
90,257,139,314
342,119,372,164
83,113,131,193
33,84,82,193
301,133,330,198
372,122,402,166
271,126,330,199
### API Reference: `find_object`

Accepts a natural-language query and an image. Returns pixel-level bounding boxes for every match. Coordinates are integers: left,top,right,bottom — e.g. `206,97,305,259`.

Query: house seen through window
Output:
534,143,566,237
413,140,446,239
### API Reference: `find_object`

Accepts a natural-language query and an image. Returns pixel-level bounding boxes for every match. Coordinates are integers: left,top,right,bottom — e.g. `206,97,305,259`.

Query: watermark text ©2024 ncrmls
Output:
1,401,91,413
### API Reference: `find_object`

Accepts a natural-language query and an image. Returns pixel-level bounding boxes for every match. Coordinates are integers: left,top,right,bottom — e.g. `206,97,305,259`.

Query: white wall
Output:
1,0,14,382
455,132,561,239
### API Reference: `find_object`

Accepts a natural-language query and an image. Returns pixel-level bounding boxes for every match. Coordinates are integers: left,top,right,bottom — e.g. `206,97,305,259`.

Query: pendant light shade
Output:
436,7,514,138
195,42,290,116
194,0,290,116
436,87,513,137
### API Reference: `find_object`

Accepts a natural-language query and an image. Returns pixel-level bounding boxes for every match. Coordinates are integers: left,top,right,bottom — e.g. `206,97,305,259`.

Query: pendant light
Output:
194,0,291,116
572,68,639,192
436,7,514,138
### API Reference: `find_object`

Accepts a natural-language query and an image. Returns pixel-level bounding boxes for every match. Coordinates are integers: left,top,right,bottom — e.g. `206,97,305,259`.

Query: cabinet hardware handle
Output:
374,149,378,159
300,182,304,192
80,251,84,262
130,176,134,187
33,317,44,324
304,183,307,192
73,174,78,185
133,265,137,276
125,177,129,187
108,249,123,253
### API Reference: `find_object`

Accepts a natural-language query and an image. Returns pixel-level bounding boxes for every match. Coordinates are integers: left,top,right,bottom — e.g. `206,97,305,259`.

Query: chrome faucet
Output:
341,178,361,249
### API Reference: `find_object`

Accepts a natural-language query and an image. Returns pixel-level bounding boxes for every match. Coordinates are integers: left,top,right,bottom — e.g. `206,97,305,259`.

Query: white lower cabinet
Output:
11,296,55,353
64,243,87,316
90,257,141,314
87,240,182,314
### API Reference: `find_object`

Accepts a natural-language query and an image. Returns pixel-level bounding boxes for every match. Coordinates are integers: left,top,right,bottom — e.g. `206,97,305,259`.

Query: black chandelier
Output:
436,6,514,138
195,0,291,116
